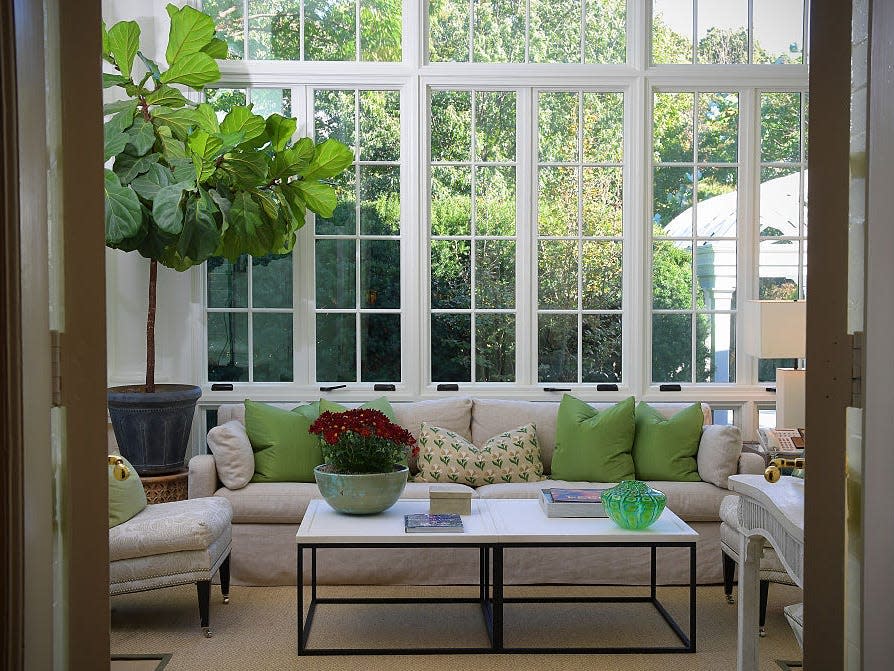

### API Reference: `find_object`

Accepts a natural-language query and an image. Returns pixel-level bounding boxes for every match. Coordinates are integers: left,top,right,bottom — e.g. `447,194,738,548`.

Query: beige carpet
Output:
111,583,802,670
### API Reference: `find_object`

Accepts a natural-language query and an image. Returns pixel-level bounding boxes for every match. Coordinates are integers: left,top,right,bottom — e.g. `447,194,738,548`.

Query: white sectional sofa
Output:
188,397,765,586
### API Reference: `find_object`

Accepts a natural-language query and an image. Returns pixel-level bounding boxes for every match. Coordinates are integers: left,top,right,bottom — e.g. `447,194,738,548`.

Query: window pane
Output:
431,314,471,381
585,0,626,63
539,92,579,162
698,92,738,163
653,92,694,163
652,313,692,382
317,314,356,381
431,91,471,162
475,166,515,236
305,0,356,61
476,240,515,309
316,239,356,308
208,312,248,381
205,0,244,59
539,167,578,237
583,93,623,163
315,170,356,235
582,314,622,382
476,314,515,382
361,314,401,381
582,167,623,236
473,0,525,63
696,0,747,64
753,0,804,64
360,0,401,61
315,89,356,147
252,254,292,308
248,0,300,60
652,0,693,64
761,93,802,163
696,240,737,308
652,241,693,309
653,167,694,233
698,313,735,382
359,166,400,235
431,166,471,236
538,314,578,382
476,91,516,162
759,167,801,237
359,90,400,162
530,0,582,63
253,313,293,382
361,240,400,309
431,240,471,309
207,256,247,308
429,0,470,62
582,241,622,310
205,88,247,112
759,239,801,299
538,240,578,310
251,88,291,117
696,167,737,236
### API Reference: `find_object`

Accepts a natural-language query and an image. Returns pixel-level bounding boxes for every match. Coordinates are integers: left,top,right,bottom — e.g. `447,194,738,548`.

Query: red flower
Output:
308,407,416,473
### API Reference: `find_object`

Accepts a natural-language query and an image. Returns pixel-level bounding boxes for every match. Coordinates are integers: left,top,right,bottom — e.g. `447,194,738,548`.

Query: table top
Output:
297,498,698,545
728,474,804,544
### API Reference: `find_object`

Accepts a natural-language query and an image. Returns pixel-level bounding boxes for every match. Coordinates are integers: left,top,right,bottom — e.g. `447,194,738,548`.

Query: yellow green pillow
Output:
550,395,636,482
632,402,703,481
108,455,147,528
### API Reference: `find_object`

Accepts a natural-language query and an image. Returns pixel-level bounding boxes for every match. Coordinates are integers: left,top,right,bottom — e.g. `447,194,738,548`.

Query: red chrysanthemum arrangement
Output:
309,408,418,474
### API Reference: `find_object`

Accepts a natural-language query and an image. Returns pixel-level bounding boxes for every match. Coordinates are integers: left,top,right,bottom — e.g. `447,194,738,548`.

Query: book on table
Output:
539,488,607,518
404,513,464,533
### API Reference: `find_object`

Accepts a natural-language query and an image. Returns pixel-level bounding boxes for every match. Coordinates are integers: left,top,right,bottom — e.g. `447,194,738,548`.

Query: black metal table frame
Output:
297,540,696,655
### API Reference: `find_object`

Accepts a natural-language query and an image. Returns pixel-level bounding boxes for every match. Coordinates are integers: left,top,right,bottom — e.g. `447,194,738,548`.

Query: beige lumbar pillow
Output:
414,423,545,487
207,420,255,489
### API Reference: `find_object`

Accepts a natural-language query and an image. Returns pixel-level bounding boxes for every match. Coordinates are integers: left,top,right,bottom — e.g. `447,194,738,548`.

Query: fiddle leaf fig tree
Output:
103,4,353,392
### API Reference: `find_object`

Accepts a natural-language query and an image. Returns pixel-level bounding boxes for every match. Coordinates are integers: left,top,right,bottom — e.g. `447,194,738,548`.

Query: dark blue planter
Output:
108,384,202,476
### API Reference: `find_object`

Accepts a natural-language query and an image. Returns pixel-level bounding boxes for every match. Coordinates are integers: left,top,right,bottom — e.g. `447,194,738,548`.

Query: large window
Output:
199,1,808,409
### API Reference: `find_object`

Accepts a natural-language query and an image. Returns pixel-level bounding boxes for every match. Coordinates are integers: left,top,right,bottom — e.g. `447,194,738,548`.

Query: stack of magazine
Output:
404,513,464,533
539,488,607,518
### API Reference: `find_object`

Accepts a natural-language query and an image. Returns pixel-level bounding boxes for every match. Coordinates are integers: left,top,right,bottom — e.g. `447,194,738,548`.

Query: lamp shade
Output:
745,300,806,359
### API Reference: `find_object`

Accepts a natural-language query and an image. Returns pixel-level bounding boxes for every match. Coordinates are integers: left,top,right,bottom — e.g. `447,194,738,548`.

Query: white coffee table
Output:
295,497,698,655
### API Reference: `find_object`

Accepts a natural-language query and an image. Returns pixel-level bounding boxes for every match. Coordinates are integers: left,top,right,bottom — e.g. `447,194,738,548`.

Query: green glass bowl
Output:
602,480,667,530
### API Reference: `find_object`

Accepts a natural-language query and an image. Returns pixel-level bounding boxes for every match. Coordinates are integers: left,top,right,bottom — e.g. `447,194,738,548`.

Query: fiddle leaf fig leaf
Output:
276,183,307,223
113,151,161,184
107,20,140,78
104,123,129,161
108,107,136,134
103,73,131,89
300,139,354,181
193,102,220,134
174,189,220,263
155,125,188,160
187,130,223,183
145,84,188,108
130,163,176,201
104,169,142,244
270,138,315,180
292,179,337,218
159,51,219,90
219,151,268,188
165,4,216,65
265,114,296,152
125,117,157,156
103,99,138,117
137,52,162,84
201,37,229,59
220,106,265,144
152,181,194,234
101,21,111,60
151,106,198,141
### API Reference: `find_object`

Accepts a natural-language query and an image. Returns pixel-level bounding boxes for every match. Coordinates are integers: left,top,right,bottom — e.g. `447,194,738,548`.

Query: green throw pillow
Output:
246,400,324,483
632,402,704,481
319,397,396,421
550,395,636,482
108,455,147,528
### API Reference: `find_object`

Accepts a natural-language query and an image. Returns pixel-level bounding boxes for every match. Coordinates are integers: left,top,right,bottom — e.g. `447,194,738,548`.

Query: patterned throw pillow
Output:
414,423,545,487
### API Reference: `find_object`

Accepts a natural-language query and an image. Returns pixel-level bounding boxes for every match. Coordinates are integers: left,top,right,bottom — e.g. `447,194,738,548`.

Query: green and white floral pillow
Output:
414,422,545,486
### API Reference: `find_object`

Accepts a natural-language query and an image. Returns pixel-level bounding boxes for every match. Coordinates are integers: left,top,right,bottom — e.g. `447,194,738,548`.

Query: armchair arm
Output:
737,451,766,476
188,454,218,499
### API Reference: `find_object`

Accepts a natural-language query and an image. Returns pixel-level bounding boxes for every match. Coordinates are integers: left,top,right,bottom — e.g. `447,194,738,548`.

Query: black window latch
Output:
319,384,347,392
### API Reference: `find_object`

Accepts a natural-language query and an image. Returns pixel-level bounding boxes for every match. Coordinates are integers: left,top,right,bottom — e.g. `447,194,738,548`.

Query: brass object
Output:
107,455,130,481
764,457,805,483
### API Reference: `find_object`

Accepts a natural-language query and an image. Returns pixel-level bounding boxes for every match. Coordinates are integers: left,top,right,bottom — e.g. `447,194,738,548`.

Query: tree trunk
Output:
146,258,157,393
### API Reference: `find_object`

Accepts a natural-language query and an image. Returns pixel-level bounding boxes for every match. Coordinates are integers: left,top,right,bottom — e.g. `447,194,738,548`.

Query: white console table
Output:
728,475,805,671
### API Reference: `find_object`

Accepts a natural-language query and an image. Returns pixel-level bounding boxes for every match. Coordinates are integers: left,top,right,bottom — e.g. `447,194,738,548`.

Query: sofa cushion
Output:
414,423,545,487
472,399,561,471
108,455,147,528
392,397,473,471
245,400,323,483
215,482,321,524
697,424,743,488
206,420,254,490
550,395,636,482
632,402,703,481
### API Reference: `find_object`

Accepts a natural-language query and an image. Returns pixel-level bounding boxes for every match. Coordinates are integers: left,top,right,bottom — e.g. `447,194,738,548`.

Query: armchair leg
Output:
220,553,231,604
197,580,212,637
722,551,736,604
759,579,770,637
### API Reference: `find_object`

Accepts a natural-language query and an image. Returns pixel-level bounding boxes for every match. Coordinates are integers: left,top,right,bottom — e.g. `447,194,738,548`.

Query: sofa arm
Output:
737,451,766,476
188,454,218,499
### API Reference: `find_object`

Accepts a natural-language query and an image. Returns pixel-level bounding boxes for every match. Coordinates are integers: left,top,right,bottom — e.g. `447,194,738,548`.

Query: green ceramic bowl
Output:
313,465,409,515
602,480,667,530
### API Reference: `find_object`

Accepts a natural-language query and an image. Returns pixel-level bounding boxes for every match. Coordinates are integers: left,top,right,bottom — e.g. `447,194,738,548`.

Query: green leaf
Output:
300,139,354,181
218,151,268,188
193,102,220,134
103,73,131,89
217,131,246,154
228,192,262,236
125,117,157,156
113,151,160,184
187,131,223,182
102,21,111,59
175,189,220,263
165,4,216,66
293,180,337,217
104,169,142,244
253,189,279,221
145,84,187,108
155,125,188,160
152,181,193,234
269,138,315,180
107,20,140,79
159,51,219,91
108,106,137,134
201,37,229,59
104,123,129,162
265,114,297,152
137,52,162,84
220,106,266,143
275,183,306,223
130,163,176,201
151,106,198,141
169,158,196,183
103,99,138,116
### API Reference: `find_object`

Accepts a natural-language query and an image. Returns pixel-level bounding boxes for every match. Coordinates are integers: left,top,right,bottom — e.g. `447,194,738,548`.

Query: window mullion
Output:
516,87,535,386
738,87,759,386
296,85,315,386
